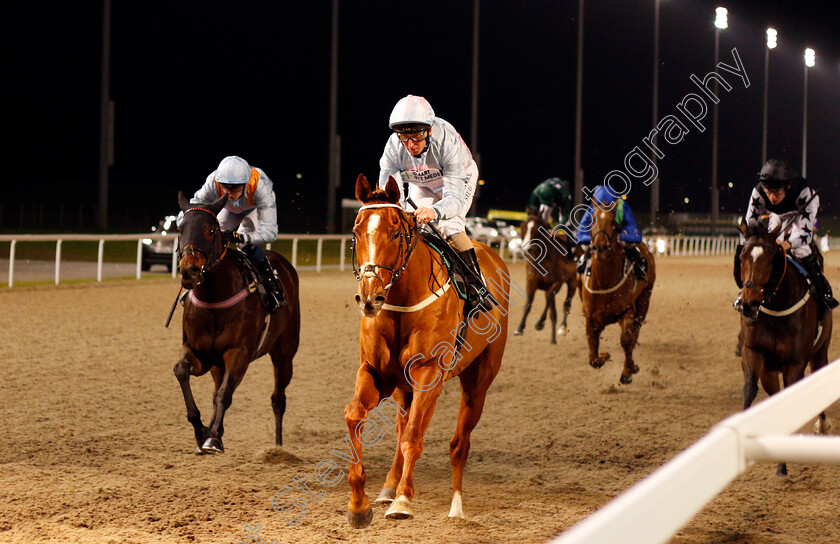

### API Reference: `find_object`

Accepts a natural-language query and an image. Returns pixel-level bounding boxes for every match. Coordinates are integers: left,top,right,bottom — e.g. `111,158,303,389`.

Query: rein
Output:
585,217,631,294
584,258,635,294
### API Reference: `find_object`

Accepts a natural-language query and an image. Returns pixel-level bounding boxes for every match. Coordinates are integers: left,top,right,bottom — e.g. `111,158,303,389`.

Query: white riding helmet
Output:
214,156,251,185
388,95,435,133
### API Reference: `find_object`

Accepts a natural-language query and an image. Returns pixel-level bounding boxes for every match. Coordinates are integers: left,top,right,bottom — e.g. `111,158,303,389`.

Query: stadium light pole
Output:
802,47,815,178
469,0,481,217
762,28,777,165
326,0,339,233
710,7,727,236
649,0,661,229
573,0,584,207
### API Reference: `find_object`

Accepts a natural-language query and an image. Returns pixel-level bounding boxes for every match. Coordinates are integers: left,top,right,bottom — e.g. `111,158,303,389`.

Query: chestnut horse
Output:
579,201,655,384
173,192,301,453
514,214,578,343
345,174,510,527
736,220,832,475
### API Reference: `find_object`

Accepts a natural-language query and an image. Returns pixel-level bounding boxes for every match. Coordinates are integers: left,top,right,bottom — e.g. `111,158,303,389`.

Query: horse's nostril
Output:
354,294,362,304
374,295,386,305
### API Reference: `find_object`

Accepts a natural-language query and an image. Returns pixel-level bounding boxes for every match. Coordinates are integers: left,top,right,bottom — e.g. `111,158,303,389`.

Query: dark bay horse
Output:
736,220,832,475
174,192,300,453
579,201,655,384
344,174,510,527
514,214,578,343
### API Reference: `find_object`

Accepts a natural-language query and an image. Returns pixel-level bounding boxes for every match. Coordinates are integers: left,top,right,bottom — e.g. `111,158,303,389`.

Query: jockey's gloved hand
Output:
222,230,249,245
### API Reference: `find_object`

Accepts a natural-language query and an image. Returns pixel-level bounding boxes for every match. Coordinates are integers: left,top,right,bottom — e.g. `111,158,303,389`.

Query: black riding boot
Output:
458,248,491,314
625,244,647,280
733,244,744,288
800,254,839,314
254,258,286,312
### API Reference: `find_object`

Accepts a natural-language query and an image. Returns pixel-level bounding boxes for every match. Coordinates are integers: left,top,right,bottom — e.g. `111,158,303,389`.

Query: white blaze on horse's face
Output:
366,214,382,255
522,220,534,246
750,246,764,262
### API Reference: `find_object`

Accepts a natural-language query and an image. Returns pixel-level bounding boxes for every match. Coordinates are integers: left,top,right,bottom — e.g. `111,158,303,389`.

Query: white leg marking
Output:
448,490,464,519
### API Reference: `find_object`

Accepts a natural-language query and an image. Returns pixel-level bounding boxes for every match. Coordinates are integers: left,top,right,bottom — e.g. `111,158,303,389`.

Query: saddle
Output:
229,248,274,310
420,232,471,303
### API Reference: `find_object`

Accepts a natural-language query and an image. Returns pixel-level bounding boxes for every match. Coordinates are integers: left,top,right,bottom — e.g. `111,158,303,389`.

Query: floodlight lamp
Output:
715,7,728,29
805,48,815,68
766,28,777,49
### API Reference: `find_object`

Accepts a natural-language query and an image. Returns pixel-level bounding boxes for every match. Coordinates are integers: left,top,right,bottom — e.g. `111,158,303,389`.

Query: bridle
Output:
351,203,420,292
179,206,226,285
740,240,787,306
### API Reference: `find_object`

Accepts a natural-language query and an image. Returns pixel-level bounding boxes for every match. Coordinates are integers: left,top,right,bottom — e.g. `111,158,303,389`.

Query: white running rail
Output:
551,358,840,544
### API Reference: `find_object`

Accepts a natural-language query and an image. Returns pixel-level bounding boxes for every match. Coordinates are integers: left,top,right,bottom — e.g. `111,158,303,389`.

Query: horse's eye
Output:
392,231,401,240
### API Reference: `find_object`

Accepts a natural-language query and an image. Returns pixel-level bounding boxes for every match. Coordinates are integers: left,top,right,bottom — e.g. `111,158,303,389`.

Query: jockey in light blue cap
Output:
575,186,647,279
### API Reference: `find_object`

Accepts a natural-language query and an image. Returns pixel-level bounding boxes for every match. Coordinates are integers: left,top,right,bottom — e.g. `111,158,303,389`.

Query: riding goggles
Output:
397,130,429,143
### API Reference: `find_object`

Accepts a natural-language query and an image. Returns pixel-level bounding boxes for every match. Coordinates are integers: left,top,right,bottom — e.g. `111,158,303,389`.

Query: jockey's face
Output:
397,129,428,156
220,183,245,201
765,186,785,206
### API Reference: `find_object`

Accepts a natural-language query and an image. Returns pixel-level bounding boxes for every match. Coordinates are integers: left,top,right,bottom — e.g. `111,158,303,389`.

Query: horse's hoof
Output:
619,374,633,385
535,321,545,331
589,359,604,369
631,364,640,374
557,326,567,336
347,506,374,528
385,495,414,520
513,329,523,336
201,437,224,454
551,338,557,345
374,487,396,505
814,418,831,435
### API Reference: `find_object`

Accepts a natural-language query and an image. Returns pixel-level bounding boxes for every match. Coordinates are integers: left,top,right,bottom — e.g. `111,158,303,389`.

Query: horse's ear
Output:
178,191,191,212
384,176,401,204
737,216,749,237
208,193,229,216
355,174,373,203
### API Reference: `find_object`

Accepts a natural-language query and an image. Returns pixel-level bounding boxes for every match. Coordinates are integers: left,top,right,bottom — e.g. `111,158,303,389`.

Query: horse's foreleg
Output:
618,312,642,384
741,351,763,411
515,284,537,335
173,350,210,452
585,317,608,369
386,363,443,521
558,279,575,337
204,348,250,453
448,355,495,519
345,365,380,528
547,287,559,344
376,389,411,506
269,346,295,447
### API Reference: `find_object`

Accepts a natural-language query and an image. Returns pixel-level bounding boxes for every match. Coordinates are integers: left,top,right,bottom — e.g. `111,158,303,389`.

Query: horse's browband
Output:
185,207,217,217
358,204,405,212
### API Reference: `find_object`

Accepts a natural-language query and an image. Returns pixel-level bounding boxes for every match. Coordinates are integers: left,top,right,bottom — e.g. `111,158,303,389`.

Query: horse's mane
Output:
743,220,778,243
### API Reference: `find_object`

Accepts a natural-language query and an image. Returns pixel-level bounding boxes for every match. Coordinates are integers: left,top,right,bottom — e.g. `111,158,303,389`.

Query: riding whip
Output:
165,286,183,328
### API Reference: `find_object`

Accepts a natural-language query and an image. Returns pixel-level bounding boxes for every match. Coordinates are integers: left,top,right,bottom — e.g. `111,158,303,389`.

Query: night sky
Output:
3,1,840,232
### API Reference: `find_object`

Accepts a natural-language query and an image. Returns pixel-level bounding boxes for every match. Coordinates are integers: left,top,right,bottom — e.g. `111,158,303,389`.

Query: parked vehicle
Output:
141,215,178,271
465,217,523,252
